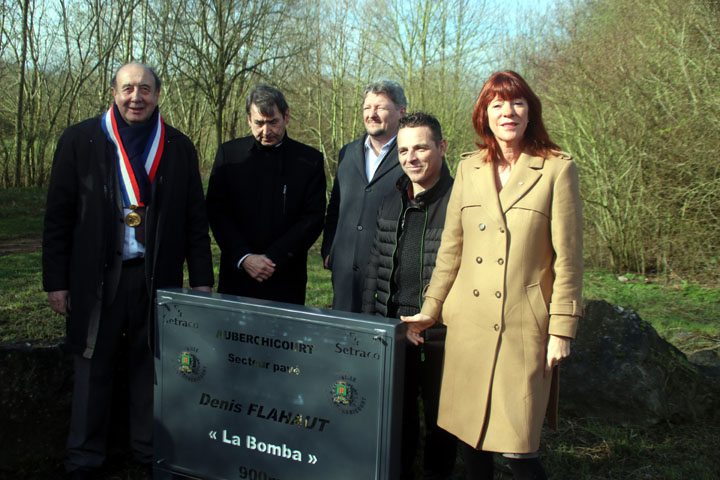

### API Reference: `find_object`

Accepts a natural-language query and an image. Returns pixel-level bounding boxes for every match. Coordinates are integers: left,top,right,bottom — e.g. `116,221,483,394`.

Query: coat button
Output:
498,258,504,265
365,187,372,192
473,289,479,297
495,291,502,298
476,257,483,264
479,223,486,231
357,225,363,231
494,324,500,331
499,228,505,233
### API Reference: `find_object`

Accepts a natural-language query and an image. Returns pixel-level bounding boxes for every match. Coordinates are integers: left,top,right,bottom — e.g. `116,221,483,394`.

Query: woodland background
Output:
1,0,719,283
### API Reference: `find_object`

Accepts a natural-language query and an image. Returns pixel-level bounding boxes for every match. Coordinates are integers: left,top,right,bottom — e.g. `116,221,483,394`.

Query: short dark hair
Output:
363,80,407,109
111,62,162,91
246,84,289,117
399,111,443,146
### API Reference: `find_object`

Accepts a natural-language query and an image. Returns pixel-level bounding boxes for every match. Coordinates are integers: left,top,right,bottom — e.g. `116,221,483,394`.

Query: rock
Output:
561,300,720,425
687,349,720,370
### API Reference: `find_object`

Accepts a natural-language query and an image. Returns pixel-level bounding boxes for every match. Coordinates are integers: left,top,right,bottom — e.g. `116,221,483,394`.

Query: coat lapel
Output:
498,152,544,214
467,153,506,229
92,124,123,217
348,136,369,183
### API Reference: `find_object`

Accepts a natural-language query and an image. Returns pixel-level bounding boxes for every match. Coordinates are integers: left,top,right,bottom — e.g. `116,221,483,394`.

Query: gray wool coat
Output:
322,135,404,312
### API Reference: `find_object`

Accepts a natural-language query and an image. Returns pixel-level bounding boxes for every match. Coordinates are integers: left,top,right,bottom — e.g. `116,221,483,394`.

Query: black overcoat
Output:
42,115,214,358
206,135,325,305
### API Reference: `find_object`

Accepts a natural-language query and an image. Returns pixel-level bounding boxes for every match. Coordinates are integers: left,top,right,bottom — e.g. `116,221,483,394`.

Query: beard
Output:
366,126,387,137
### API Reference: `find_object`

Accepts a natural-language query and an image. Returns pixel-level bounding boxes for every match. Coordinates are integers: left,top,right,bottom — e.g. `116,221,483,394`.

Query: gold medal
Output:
125,205,142,227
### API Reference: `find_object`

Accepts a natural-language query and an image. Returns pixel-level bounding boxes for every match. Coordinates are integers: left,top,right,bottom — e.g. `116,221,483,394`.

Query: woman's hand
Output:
401,313,436,345
546,334,571,375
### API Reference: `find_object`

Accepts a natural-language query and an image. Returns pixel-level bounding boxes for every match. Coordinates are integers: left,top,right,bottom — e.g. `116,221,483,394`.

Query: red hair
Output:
472,70,558,162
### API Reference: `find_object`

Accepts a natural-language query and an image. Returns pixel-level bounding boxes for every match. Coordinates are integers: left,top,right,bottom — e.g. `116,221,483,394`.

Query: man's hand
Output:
241,254,276,282
192,286,212,293
401,313,436,346
546,334,571,376
323,255,330,270
48,290,70,316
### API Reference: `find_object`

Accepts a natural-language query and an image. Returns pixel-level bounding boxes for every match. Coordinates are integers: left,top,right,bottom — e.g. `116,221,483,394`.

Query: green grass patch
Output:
539,418,720,479
0,187,46,218
0,252,63,341
306,241,333,309
0,216,43,239
0,187,46,239
584,270,720,354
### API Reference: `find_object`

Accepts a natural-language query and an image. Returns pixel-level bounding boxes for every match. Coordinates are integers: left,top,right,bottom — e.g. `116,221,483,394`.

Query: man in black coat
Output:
362,112,457,480
206,85,325,305
322,80,407,312
42,62,214,478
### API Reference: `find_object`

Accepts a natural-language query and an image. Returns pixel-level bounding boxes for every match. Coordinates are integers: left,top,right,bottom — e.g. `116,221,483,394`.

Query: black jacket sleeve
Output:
321,143,347,261
206,143,254,264
42,130,79,292
182,137,214,288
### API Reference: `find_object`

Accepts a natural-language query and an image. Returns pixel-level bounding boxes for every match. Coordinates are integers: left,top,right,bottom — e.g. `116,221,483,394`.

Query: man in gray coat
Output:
321,81,407,312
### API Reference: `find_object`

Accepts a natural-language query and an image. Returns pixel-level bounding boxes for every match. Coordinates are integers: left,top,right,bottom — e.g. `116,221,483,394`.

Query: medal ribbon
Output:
101,106,165,207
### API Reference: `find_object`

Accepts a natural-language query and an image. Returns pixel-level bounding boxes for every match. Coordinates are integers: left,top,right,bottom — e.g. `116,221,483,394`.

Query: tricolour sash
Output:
101,106,165,207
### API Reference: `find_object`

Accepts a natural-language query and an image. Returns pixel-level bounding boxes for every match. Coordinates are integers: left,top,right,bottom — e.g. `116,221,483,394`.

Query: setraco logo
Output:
334,332,381,360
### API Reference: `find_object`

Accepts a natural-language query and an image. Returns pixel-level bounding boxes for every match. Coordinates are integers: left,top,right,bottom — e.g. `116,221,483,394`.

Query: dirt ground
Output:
0,236,41,256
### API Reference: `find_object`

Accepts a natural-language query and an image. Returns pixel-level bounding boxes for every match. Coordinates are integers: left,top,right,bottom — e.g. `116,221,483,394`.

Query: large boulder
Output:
561,300,720,425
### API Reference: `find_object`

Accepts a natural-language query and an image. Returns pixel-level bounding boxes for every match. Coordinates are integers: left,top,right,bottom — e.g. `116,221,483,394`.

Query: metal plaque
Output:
153,289,405,480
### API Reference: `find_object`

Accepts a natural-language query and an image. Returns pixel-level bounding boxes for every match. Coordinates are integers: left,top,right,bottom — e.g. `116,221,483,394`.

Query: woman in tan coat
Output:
403,70,583,479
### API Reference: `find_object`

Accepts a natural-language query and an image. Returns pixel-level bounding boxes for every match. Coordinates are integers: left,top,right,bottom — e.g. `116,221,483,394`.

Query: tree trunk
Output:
14,0,31,187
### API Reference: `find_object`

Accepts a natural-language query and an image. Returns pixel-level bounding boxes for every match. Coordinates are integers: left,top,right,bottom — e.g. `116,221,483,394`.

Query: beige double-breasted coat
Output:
420,150,583,453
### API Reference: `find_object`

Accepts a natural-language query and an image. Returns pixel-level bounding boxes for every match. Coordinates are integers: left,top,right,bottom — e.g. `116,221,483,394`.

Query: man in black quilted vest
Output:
362,112,457,480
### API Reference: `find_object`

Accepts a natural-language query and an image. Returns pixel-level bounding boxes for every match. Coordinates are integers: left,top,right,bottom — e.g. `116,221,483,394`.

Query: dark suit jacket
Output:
206,135,325,305
42,115,214,358
321,135,404,312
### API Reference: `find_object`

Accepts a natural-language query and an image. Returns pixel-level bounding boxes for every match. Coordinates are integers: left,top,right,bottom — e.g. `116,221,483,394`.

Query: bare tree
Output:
166,0,302,153
287,0,378,186
367,0,495,165
13,0,30,186
518,0,720,279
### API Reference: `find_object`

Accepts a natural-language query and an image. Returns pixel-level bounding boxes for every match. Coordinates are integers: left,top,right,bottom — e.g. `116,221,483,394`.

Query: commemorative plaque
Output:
153,289,406,480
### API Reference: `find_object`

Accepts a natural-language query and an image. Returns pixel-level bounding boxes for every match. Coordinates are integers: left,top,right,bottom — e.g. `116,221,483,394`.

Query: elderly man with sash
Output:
43,62,213,479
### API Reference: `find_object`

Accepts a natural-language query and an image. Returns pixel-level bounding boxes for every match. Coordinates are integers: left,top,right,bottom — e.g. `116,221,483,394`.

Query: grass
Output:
2,187,719,479
0,252,62,341
584,271,720,355
539,418,720,479
0,187,47,239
